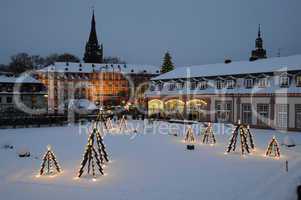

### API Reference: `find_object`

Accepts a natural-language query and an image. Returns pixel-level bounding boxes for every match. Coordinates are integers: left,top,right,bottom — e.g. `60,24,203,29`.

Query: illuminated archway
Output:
148,99,164,115
164,99,185,115
186,99,208,121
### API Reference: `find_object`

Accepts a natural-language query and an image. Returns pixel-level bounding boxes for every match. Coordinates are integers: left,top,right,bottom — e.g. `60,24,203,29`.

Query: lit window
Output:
279,75,290,87
244,79,253,88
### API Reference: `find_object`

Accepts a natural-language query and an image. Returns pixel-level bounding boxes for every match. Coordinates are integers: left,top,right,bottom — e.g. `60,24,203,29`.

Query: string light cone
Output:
265,136,280,158
95,109,108,131
184,126,196,143
226,122,255,155
39,145,61,176
202,123,216,145
77,130,104,178
106,118,113,130
118,115,128,132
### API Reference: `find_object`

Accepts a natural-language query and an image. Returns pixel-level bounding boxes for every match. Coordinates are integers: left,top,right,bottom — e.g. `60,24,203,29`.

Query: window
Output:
276,104,289,129
6,96,12,103
216,80,224,89
295,104,301,129
244,79,253,88
149,84,156,91
257,78,268,88
296,76,301,87
215,101,232,122
226,80,235,89
190,82,197,90
198,81,207,90
0,97,2,103
279,76,290,87
257,104,269,126
242,103,252,125
168,83,176,91
176,82,183,90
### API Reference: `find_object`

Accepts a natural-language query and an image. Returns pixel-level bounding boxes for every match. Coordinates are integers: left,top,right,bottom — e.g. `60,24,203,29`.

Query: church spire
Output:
258,24,261,38
249,24,267,61
83,9,103,63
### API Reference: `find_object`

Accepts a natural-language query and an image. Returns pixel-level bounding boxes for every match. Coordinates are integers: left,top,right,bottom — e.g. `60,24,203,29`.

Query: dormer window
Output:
279,75,290,88
244,78,253,88
190,82,197,90
226,79,235,89
296,75,301,87
257,78,268,88
216,80,224,89
168,83,176,91
149,84,156,91
176,82,184,90
198,81,208,90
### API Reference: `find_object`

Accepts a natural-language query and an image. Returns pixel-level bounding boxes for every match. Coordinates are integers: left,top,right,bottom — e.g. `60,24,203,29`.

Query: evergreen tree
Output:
160,52,174,74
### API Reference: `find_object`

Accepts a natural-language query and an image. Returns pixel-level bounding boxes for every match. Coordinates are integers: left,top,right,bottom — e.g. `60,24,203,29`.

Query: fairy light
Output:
265,136,281,158
184,126,196,143
118,115,128,133
39,145,62,176
77,125,110,179
202,123,216,145
225,124,255,155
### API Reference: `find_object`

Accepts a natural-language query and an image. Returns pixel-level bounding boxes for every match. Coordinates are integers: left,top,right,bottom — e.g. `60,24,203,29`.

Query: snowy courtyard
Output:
1,120,301,200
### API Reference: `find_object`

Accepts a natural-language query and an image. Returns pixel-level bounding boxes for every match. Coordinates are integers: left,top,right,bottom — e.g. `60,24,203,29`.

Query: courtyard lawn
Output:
0,120,301,200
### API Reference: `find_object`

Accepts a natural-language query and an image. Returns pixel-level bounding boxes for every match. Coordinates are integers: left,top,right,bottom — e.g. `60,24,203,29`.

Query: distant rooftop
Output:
152,54,301,81
37,62,161,75
0,74,41,84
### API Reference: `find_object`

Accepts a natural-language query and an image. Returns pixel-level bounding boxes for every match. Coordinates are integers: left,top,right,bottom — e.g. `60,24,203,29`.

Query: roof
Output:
152,54,301,81
37,62,160,75
0,74,41,84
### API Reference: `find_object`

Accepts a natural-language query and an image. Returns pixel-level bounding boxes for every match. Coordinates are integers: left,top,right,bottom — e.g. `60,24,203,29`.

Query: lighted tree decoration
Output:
202,123,216,145
95,110,108,131
184,126,196,143
118,115,128,132
226,122,255,155
94,128,109,163
265,136,280,158
106,118,113,130
77,130,104,178
39,145,61,176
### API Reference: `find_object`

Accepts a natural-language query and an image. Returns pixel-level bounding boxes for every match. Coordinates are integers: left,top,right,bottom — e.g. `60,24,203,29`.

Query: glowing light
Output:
92,178,97,182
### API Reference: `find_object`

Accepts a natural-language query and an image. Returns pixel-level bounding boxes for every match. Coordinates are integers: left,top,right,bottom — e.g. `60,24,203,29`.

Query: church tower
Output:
249,24,267,61
83,10,103,63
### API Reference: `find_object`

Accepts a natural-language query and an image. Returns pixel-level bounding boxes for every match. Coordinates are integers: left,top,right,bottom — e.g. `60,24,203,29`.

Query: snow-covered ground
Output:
0,120,301,200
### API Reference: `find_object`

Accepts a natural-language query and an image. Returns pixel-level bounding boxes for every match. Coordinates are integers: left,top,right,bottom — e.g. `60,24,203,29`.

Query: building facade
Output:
35,62,160,113
146,55,301,131
0,74,47,116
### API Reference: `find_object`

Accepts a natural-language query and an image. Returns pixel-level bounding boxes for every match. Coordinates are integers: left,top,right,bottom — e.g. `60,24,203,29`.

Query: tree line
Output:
0,53,125,74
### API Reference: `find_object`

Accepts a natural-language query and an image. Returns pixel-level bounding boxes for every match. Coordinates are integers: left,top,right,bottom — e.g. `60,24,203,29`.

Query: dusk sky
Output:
0,0,300,66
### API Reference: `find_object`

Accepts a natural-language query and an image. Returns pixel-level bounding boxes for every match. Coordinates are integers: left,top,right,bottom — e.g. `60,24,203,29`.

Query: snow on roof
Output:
152,54,301,81
37,62,160,75
0,74,41,84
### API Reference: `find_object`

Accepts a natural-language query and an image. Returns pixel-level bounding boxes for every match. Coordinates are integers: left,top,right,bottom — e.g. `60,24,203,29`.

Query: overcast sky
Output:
0,0,300,66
